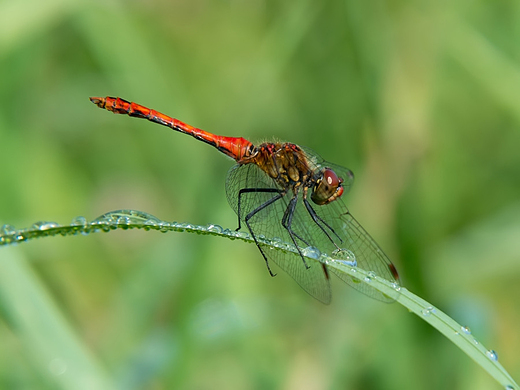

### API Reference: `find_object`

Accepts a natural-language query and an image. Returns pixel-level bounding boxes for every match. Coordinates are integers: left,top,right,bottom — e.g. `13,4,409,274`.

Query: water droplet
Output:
364,271,376,283
454,331,459,336
116,216,131,225
32,221,59,231
331,248,357,266
302,246,321,260
485,350,498,361
206,224,223,234
143,219,158,230
421,306,435,316
391,282,401,292
158,222,171,232
461,326,471,335
126,210,144,219
91,217,110,225
274,242,288,251
1,224,16,235
235,231,250,239
221,228,232,235
285,243,296,252
101,214,116,224
473,339,479,345
116,216,131,230
90,218,111,232
71,216,88,226
505,385,514,390
14,234,26,242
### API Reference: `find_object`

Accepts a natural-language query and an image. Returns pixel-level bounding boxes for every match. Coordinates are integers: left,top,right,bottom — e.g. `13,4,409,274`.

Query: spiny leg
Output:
303,195,342,246
236,187,281,231
281,194,310,269
281,199,311,247
242,190,284,276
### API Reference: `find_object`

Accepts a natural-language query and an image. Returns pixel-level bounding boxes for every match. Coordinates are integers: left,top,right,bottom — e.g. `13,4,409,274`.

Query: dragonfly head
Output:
311,168,344,205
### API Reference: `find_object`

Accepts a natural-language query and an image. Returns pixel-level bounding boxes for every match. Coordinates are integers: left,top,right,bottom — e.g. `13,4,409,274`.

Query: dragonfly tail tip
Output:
89,96,105,108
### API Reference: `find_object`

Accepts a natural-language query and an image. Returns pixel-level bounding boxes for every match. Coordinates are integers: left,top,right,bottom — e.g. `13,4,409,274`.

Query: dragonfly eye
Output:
311,168,344,205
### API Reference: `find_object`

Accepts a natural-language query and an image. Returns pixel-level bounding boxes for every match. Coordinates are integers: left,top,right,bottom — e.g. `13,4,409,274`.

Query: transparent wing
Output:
226,157,400,303
226,163,332,304
298,149,400,301
311,198,400,302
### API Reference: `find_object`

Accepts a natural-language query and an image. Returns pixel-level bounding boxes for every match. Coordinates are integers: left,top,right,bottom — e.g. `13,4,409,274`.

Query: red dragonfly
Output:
90,96,400,304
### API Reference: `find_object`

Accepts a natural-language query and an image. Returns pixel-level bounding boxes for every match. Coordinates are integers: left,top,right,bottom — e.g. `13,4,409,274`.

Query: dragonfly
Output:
90,96,400,304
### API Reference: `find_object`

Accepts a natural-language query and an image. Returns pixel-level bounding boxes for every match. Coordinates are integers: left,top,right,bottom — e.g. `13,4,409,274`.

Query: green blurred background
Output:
1,0,519,389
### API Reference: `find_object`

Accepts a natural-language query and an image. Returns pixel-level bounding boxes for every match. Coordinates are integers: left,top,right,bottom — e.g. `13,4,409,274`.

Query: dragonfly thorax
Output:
252,142,313,191
250,142,345,205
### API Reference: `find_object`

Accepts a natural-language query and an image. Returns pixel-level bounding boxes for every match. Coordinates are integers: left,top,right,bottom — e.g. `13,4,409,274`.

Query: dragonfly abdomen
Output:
90,96,254,161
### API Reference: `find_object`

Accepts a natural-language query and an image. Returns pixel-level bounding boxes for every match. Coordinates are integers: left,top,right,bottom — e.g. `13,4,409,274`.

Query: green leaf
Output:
1,209,518,389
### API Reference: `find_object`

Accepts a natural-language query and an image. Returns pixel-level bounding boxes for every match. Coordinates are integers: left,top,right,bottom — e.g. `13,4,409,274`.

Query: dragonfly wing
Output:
226,164,332,304
311,198,401,302
226,161,400,303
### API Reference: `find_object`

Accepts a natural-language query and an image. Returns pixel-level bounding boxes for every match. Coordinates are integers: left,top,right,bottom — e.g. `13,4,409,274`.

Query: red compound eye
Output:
324,169,340,187
311,168,343,205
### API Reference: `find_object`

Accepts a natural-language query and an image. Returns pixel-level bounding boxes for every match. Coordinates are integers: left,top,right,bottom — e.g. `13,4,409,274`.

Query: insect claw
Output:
266,264,277,277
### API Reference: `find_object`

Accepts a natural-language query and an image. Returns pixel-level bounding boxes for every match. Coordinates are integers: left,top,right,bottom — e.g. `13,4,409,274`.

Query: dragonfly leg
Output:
303,196,343,246
242,189,284,277
280,201,311,247
236,187,281,231
281,195,310,269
